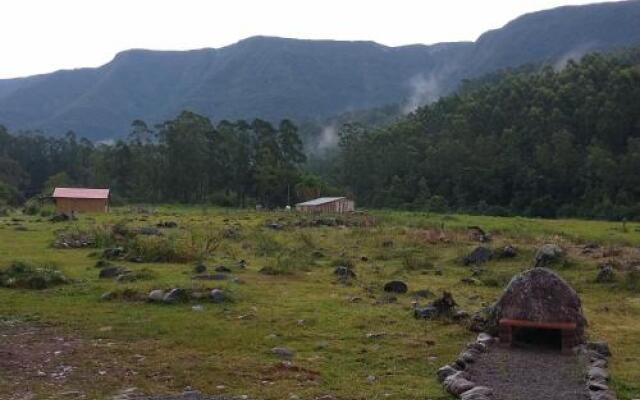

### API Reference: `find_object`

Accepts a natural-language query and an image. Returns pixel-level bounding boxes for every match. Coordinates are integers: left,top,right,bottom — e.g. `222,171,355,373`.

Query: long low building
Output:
295,197,355,213
52,187,110,213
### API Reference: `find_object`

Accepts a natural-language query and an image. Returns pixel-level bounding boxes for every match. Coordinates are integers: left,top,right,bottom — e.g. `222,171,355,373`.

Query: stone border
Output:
436,332,495,400
577,341,617,400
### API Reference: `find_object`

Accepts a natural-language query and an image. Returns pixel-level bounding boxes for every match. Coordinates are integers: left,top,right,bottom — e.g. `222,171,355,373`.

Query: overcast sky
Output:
0,0,622,79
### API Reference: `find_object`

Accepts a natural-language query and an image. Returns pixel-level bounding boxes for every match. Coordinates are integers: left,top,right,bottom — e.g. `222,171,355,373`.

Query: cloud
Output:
402,73,443,114
313,124,340,154
553,42,596,70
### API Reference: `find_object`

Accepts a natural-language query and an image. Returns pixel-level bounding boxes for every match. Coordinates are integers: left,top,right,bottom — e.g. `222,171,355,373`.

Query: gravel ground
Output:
466,345,588,400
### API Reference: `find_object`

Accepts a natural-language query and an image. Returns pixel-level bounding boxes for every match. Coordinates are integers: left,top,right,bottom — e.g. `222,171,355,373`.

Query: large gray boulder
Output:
486,268,587,342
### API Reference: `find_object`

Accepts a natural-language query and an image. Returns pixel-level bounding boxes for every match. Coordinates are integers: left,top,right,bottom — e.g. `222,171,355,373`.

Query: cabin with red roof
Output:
52,187,110,214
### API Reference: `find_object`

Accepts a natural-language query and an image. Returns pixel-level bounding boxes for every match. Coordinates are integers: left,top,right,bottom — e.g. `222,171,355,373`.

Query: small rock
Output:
443,371,475,396
271,347,295,359
587,341,612,357
437,365,458,382
215,265,231,272
99,266,129,279
148,289,165,302
499,244,518,258
163,288,187,303
210,289,226,303
334,266,356,280
463,246,493,266
596,264,615,283
460,386,493,400
587,367,609,381
534,243,564,267
383,280,408,293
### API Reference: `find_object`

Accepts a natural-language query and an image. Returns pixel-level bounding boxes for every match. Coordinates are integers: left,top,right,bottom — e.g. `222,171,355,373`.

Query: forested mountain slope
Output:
333,49,640,218
1,1,640,140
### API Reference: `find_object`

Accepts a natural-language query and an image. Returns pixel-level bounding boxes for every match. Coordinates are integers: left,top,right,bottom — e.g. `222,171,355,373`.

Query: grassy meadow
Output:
1,207,640,399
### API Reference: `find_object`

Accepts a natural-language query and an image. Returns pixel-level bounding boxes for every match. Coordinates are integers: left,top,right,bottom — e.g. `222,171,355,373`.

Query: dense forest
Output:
0,113,322,208
1,49,640,219
331,51,640,219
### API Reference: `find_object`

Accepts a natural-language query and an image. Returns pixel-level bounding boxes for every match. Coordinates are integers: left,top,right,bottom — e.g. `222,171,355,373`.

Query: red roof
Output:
52,187,110,199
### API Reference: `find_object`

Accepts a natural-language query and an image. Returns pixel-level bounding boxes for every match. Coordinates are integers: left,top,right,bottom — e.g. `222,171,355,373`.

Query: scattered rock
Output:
148,289,165,302
163,288,188,303
98,266,130,279
334,266,356,282
383,280,408,293
587,341,612,357
102,247,125,260
463,247,493,266
534,243,564,268
596,264,615,283
437,365,458,382
444,371,475,396
271,347,295,359
460,386,493,400
209,289,226,303
498,244,518,258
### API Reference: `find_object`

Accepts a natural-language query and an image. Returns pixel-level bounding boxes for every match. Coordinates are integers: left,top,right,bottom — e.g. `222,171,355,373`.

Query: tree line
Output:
0,112,321,208
2,49,640,219
329,51,640,219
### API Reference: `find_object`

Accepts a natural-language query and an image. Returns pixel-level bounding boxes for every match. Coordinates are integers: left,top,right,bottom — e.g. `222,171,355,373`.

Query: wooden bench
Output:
499,318,578,354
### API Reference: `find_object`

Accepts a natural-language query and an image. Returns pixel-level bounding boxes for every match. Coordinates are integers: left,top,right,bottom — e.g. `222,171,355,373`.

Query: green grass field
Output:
1,207,639,399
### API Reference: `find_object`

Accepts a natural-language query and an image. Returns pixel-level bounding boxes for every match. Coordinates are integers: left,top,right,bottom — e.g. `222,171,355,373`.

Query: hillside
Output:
1,0,640,140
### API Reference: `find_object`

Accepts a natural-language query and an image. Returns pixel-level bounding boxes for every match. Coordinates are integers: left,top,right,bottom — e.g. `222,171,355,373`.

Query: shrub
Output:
402,253,434,270
481,271,514,288
254,233,282,256
0,262,69,289
23,198,41,215
622,268,640,292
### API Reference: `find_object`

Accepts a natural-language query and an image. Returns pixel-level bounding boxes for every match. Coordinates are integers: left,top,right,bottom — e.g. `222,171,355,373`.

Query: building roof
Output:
52,187,110,199
296,197,346,206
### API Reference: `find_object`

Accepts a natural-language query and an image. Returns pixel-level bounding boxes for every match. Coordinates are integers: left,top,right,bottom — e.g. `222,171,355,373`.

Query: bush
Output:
622,268,640,292
402,253,434,270
23,198,41,215
0,261,69,289
253,233,282,256
0,181,24,207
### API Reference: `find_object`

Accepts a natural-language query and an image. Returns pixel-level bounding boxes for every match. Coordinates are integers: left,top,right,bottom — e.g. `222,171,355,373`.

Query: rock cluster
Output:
577,341,617,400
146,288,229,304
414,291,460,319
437,333,495,400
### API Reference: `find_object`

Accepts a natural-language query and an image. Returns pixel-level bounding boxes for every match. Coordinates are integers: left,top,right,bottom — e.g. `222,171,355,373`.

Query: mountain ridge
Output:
1,0,640,140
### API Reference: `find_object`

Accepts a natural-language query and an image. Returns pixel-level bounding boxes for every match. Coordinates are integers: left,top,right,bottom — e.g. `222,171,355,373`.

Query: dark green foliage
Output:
0,113,306,207
0,262,69,289
333,51,640,219
622,269,640,293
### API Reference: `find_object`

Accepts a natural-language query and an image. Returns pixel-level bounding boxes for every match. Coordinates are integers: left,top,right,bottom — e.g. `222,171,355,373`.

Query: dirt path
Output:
465,346,588,400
